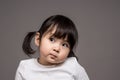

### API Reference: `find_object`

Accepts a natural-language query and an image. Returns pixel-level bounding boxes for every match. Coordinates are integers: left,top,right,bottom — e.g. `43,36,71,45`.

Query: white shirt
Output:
15,57,89,80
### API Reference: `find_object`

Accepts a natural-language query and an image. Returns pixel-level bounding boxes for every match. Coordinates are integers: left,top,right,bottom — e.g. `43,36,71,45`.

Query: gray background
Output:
0,0,120,80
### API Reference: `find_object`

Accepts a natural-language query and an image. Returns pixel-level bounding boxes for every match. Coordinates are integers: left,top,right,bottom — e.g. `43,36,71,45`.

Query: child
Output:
15,15,89,80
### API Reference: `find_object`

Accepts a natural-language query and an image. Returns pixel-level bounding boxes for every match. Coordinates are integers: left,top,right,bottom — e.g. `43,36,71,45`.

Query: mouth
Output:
49,53,57,59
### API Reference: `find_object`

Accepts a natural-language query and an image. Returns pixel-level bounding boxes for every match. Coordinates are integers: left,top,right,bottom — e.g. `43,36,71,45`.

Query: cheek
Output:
39,40,51,55
59,50,70,59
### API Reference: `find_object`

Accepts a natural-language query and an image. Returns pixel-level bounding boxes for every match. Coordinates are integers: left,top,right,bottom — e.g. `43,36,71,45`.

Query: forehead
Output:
43,25,68,40
42,25,56,36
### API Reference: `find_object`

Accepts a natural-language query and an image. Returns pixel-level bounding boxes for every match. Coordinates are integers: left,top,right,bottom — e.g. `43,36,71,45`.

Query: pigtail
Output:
22,32,36,57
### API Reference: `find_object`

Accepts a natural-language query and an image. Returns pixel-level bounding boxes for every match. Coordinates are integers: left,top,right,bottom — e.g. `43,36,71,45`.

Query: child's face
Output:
35,27,70,65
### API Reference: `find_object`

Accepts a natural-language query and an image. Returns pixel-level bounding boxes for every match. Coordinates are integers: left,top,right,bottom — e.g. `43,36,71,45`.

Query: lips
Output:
49,53,57,59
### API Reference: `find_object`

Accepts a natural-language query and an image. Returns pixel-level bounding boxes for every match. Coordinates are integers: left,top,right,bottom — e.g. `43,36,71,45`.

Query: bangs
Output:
44,24,70,40
52,25,69,39
48,24,76,49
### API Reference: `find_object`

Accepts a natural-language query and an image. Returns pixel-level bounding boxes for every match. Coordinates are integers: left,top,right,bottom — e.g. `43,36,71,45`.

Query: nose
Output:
53,43,60,53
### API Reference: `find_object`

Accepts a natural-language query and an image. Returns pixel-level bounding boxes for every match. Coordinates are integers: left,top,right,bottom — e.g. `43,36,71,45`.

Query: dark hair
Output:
22,15,78,58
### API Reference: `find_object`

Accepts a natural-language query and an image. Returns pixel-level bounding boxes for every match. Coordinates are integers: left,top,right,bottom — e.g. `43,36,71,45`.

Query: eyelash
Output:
49,37,55,42
49,37,70,48
62,43,69,48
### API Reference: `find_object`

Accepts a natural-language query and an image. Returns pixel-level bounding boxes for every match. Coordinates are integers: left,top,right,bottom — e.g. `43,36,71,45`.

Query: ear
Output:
35,32,40,46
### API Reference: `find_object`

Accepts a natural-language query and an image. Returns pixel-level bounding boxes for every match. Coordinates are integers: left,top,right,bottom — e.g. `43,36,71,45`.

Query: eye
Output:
62,42,70,48
49,37,55,42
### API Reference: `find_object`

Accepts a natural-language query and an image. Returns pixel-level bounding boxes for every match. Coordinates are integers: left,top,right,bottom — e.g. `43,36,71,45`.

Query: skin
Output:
35,27,70,66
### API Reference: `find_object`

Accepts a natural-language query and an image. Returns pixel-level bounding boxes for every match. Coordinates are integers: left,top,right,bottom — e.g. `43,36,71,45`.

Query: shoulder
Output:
64,57,87,74
20,58,35,64
17,58,36,71
64,57,83,68
19,58,35,66
64,57,89,80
